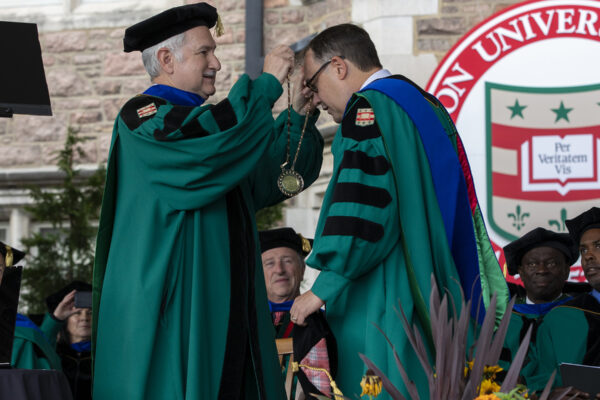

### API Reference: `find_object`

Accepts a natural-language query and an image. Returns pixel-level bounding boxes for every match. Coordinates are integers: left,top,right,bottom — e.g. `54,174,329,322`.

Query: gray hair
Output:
141,32,186,78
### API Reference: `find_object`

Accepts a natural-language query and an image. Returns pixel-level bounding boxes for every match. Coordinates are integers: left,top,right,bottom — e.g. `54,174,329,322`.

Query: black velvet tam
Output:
123,2,217,52
503,227,577,275
566,207,600,246
0,241,25,267
259,227,313,257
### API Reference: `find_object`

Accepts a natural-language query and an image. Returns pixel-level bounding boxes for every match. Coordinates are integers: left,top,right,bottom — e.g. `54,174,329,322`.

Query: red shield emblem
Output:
486,81,600,267
355,108,375,126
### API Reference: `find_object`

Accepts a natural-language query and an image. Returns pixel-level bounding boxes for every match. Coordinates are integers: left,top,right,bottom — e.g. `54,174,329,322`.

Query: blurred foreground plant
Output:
354,275,569,400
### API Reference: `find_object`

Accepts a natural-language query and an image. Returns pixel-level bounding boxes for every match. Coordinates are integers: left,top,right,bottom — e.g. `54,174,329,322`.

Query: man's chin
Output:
201,84,216,98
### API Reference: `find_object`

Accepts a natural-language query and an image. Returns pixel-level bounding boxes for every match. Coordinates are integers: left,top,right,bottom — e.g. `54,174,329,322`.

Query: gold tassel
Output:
299,234,311,253
296,363,345,399
330,380,345,400
215,14,224,37
5,245,13,267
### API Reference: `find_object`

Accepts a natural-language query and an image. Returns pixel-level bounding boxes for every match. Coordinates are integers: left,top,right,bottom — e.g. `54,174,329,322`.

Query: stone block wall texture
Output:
416,1,520,60
0,0,523,170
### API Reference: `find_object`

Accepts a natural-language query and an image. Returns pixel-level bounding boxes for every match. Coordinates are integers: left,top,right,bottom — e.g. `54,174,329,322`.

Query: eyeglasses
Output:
305,56,344,93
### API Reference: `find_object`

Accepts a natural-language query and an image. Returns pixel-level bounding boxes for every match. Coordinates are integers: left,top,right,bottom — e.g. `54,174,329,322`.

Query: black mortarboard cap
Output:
45,280,92,313
566,207,600,246
259,227,313,257
0,241,25,267
503,227,577,275
123,3,218,53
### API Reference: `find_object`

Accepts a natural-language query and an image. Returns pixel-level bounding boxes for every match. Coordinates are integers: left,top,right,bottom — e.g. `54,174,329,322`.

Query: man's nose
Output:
273,260,286,273
584,250,597,263
210,54,221,71
312,92,322,107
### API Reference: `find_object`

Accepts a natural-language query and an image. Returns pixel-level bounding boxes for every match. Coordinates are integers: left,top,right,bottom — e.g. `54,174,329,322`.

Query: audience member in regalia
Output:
46,281,92,400
260,227,312,337
6,242,62,371
260,227,339,399
499,227,577,376
524,207,600,398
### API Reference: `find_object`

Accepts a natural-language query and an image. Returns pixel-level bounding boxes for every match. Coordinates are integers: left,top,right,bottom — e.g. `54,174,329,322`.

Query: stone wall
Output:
0,0,353,171
0,0,528,243
416,1,521,61
0,0,527,171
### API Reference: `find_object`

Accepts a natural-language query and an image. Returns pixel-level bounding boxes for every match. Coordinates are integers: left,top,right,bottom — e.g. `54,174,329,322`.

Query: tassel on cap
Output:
215,14,224,37
299,234,311,254
5,246,13,267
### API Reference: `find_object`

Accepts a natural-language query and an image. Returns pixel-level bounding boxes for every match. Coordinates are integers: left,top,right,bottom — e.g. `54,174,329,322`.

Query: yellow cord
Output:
292,362,344,399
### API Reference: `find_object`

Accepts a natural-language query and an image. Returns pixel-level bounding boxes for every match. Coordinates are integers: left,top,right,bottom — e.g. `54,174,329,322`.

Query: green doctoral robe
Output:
12,313,63,370
306,76,506,399
499,295,571,377
92,73,323,400
523,293,600,391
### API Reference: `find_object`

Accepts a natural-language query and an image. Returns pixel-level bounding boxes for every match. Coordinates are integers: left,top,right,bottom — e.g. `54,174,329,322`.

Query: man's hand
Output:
290,66,312,115
263,45,294,84
290,290,324,326
53,289,80,321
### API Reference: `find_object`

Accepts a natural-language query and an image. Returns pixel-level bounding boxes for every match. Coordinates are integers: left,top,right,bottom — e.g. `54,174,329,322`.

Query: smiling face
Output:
518,246,570,303
169,25,221,99
66,308,92,344
579,228,600,291
261,247,305,303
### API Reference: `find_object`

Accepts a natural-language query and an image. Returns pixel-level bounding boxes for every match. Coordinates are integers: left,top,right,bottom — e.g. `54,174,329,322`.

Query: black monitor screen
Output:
0,21,52,116
0,266,22,366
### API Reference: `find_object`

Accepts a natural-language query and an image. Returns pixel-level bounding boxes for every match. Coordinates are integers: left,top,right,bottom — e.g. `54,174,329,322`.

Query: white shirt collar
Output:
360,69,392,90
526,293,563,304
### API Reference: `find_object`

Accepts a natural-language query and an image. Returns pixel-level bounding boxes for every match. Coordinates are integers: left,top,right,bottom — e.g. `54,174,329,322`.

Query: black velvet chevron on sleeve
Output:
210,98,237,131
154,105,209,141
331,182,391,209
339,150,389,175
154,99,237,141
120,95,167,131
322,216,384,243
341,96,381,141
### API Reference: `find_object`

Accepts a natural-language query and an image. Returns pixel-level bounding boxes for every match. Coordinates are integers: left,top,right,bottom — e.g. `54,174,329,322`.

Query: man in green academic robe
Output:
499,228,577,376
92,3,323,400
290,24,508,399
525,207,600,398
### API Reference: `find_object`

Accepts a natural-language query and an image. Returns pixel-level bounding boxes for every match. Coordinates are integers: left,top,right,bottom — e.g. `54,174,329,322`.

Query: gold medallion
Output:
278,169,304,197
277,73,310,197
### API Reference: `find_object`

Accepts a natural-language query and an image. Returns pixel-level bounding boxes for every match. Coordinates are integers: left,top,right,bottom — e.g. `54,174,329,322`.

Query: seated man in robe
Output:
260,227,312,337
260,227,339,399
525,207,600,398
500,228,577,374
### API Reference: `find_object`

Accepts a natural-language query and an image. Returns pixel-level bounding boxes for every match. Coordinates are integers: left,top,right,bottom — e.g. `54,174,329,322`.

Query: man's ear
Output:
331,55,348,80
157,47,175,75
